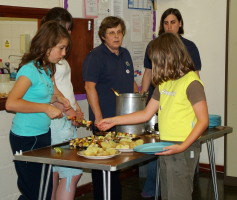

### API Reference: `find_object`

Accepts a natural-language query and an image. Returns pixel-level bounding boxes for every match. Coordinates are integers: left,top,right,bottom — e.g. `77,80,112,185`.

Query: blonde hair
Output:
149,33,195,86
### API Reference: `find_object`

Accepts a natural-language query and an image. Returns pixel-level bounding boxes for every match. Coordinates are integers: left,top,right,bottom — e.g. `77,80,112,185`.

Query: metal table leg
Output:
103,170,107,200
206,138,219,200
38,164,46,200
43,164,52,200
155,157,160,200
103,170,111,200
38,164,52,200
107,171,111,200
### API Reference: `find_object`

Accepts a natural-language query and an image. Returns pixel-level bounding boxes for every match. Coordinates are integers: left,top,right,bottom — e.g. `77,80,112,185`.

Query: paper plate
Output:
77,150,121,159
133,142,174,154
115,148,134,152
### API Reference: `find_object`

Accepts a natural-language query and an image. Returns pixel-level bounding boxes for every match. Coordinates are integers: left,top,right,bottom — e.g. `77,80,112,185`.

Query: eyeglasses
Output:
106,30,123,37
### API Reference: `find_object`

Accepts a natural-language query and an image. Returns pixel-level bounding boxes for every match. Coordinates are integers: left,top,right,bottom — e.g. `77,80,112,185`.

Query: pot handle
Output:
140,92,148,101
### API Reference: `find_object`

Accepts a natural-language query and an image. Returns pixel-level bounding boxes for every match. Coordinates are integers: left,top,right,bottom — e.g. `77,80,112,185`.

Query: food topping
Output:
81,146,119,156
69,132,144,153
67,116,92,127
54,147,63,154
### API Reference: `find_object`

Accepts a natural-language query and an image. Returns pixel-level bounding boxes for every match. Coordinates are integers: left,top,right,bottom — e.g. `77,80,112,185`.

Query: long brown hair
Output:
18,21,71,77
158,8,184,35
149,33,195,86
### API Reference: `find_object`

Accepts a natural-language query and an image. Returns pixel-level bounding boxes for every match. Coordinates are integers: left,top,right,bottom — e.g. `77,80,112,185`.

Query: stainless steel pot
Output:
115,93,147,134
145,114,158,133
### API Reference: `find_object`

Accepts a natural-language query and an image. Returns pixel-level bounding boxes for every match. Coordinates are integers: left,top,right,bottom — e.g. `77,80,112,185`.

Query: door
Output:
67,18,94,94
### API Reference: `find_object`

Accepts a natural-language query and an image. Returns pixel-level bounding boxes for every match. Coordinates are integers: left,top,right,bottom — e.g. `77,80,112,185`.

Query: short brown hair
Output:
98,16,126,43
149,33,195,85
41,7,73,31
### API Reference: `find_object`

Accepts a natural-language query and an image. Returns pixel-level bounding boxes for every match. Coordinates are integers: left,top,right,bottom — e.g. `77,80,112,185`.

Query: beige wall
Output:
226,0,237,177
0,18,38,72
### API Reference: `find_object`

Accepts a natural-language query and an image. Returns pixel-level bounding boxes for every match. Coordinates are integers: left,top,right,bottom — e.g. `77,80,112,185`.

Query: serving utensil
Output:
111,88,120,96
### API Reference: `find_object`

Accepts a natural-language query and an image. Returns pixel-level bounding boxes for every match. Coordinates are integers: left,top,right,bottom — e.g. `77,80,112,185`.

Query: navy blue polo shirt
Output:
83,43,134,121
180,36,202,71
144,36,202,100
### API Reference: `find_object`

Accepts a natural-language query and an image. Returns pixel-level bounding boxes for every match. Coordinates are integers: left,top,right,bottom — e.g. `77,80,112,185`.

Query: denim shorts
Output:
50,117,83,191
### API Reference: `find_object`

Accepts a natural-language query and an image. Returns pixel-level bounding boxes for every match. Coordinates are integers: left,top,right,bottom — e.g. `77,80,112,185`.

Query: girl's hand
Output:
155,144,185,156
94,116,103,130
56,95,71,111
76,110,84,121
71,111,84,127
96,118,116,131
46,104,63,119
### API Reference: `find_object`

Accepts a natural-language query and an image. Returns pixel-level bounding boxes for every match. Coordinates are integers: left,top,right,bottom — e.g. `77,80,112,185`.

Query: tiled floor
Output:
76,170,237,200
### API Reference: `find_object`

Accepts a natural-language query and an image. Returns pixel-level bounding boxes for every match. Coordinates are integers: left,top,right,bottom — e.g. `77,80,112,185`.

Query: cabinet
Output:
67,18,94,94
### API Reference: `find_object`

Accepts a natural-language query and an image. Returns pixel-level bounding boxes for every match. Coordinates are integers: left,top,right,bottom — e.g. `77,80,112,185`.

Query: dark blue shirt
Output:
83,43,134,121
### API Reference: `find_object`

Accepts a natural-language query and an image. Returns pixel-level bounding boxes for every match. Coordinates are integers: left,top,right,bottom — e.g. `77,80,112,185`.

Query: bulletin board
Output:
93,0,153,87
128,0,152,10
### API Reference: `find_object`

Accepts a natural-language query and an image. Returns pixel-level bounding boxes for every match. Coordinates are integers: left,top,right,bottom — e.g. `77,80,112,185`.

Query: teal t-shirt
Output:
11,61,54,136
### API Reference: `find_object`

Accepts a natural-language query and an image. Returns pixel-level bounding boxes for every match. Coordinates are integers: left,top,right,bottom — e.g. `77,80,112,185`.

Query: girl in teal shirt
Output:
6,21,71,200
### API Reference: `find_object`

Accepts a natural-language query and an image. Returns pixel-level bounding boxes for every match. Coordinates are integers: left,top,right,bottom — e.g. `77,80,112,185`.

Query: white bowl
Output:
0,81,15,94
0,74,10,83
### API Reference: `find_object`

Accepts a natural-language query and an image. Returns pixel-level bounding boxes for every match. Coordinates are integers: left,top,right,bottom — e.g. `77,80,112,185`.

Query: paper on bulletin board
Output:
98,0,111,15
131,14,143,42
131,43,146,63
133,62,144,86
143,12,153,41
113,0,124,18
93,0,113,48
93,19,102,48
84,0,98,18
131,42,146,86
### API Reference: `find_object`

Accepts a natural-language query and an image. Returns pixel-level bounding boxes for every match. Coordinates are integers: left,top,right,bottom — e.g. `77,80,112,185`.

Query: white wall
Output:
0,111,19,199
67,0,84,18
156,0,227,165
0,18,38,72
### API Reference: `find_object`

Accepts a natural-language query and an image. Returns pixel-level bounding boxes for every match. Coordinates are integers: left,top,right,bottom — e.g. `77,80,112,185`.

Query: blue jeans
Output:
142,159,158,197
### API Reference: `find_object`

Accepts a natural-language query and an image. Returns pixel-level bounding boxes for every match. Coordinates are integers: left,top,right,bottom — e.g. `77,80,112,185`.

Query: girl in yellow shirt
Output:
97,32,208,200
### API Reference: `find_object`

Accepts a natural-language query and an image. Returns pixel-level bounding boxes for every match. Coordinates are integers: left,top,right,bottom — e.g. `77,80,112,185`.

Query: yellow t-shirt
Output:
158,71,203,141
